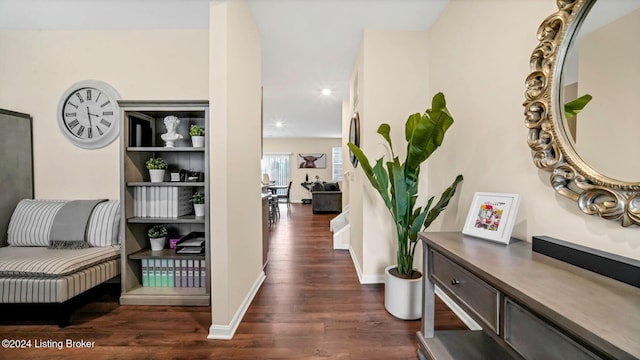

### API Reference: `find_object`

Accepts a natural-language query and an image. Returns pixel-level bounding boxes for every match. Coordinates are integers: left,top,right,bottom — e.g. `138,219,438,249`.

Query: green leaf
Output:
424,174,464,229
377,124,393,156
564,94,592,119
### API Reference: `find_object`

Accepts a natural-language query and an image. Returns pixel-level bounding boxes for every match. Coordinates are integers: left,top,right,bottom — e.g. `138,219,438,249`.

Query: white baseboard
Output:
434,285,481,331
348,245,384,284
207,271,266,340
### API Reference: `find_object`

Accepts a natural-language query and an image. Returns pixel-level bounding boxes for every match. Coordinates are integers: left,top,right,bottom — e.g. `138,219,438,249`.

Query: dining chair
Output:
277,181,292,208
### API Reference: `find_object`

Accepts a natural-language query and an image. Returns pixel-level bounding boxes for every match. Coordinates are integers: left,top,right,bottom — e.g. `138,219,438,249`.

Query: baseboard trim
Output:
348,245,384,284
434,286,481,331
207,271,266,340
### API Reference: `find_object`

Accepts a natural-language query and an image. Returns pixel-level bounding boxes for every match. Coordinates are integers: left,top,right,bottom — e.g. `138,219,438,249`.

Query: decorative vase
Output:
149,169,165,183
150,237,166,251
384,265,423,320
191,136,204,148
194,203,205,217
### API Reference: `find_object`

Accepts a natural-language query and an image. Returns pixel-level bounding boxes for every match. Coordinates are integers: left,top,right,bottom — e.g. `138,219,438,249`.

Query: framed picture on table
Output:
462,192,520,244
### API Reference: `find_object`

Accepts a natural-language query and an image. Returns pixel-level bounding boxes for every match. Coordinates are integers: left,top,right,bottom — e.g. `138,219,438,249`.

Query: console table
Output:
417,232,640,360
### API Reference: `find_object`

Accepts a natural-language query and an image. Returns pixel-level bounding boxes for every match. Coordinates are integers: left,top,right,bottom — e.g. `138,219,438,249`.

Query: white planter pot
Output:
194,203,205,217
191,136,204,148
384,265,423,320
150,237,166,251
149,169,165,183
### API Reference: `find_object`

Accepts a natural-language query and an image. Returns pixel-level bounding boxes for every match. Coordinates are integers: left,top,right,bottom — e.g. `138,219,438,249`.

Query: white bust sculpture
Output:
160,115,183,147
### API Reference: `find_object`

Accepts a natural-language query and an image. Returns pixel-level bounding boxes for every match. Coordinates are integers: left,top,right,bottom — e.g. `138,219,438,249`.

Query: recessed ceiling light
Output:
275,121,283,127
321,88,332,96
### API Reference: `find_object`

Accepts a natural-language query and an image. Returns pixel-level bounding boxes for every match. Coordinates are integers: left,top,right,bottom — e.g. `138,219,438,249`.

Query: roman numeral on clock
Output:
96,125,104,136
65,112,77,117
102,111,114,116
75,93,85,103
76,125,85,136
68,119,80,129
86,89,92,101
100,100,111,108
100,119,111,127
88,127,93,138
67,101,78,109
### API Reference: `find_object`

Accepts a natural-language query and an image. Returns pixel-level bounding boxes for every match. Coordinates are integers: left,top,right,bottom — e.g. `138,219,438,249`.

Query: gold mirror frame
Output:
524,0,640,227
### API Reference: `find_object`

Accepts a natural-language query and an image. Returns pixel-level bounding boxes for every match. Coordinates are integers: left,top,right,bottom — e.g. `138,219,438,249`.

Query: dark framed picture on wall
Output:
349,112,360,167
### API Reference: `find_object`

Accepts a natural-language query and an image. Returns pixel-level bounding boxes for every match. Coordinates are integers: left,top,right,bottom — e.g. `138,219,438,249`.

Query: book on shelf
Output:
133,186,192,218
140,258,206,288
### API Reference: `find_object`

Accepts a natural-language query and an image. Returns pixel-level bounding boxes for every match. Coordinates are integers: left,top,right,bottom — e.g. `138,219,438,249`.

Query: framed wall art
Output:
298,153,326,169
462,192,520,244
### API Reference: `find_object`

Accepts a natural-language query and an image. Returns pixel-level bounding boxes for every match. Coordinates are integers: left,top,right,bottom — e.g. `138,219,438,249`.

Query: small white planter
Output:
149,169,165,183
191,136,204,148
150,237,166,251
194,203,205,217
384,265,423,320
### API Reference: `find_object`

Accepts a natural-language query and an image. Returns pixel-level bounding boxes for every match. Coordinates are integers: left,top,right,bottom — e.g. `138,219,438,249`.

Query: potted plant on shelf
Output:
347,92,463,320
146,157,168,183
148,224,168,251
191,192,205,217
189,124,205,148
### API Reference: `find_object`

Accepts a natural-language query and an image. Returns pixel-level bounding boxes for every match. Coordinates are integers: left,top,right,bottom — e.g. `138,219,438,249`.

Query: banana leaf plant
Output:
347,92,463,278
564,94,592,119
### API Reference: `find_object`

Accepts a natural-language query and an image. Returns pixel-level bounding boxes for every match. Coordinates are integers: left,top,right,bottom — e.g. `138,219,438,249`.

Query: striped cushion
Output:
0,259,120,303
86,200,121,246
0,246,120,277
7,199,67,246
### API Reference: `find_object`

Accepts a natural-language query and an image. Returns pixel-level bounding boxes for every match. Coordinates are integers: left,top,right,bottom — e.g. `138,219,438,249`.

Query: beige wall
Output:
577,8,640,181
262,137,341,203
348,29,430,281
210,0,263,329
427,0,640,260
0,29,209,200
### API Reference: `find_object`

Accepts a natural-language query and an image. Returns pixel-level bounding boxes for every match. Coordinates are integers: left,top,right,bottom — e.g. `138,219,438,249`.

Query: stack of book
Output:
134,186,192,218
141,258,207,288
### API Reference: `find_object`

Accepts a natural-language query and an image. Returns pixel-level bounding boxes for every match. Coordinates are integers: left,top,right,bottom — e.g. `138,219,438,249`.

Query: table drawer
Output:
504,298,601,359
430,250,499,334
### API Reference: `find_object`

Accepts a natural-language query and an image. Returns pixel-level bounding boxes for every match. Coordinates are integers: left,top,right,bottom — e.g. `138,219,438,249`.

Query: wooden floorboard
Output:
0,203,465,359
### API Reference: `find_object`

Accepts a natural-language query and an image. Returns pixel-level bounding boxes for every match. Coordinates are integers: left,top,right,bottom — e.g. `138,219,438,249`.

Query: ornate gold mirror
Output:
524,0,640,226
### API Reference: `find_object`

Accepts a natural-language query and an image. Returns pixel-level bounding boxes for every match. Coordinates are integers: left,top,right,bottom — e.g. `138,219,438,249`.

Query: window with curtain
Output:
332,146,343,182
261,153,291,196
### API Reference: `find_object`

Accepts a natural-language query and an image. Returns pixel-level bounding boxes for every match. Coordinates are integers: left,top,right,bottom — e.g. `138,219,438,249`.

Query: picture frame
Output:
462,192,520,244
298,153,326,169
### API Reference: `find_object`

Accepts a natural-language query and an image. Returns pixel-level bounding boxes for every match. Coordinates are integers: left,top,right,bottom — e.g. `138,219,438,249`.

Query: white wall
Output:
577,8,640,181
209,0,263,337
262,137,341,203
427,0,640,260
0,29,209,199
348,29,430,282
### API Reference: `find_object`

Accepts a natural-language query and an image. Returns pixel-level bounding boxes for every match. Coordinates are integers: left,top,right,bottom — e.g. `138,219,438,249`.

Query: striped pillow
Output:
87,200,121,246
7,200,68,246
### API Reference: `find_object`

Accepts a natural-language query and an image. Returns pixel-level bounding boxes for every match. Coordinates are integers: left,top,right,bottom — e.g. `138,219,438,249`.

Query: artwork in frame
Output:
298,153,326,169
462,192,520,244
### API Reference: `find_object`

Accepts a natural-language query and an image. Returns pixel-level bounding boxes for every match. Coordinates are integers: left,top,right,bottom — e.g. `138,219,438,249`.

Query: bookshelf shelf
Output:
129,248,205,260
127,182,205,187
127,216,205,224
119,100,210,307
127,147,205,152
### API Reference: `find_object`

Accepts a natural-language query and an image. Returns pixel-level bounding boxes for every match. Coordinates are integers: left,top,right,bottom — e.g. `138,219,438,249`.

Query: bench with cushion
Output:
0,199,121,326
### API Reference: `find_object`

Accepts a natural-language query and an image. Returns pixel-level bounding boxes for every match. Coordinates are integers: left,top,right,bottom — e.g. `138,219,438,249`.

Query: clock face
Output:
57,80,120,149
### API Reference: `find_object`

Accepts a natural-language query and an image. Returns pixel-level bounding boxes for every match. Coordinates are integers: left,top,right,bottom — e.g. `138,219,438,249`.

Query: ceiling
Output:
0,0,448,138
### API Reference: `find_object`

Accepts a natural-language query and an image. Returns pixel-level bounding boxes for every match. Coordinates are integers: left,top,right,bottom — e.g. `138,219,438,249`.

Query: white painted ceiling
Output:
0,0,448,138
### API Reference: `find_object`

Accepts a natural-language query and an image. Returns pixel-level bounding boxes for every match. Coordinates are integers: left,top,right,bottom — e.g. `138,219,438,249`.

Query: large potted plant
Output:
347,92,463,320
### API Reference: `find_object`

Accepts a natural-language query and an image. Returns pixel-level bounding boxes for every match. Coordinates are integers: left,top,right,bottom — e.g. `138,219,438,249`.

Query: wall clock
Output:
349,112,360,167
57,80,121,149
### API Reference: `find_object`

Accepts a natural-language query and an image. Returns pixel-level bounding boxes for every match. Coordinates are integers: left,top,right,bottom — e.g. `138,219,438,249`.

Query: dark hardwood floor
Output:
0,203,465,359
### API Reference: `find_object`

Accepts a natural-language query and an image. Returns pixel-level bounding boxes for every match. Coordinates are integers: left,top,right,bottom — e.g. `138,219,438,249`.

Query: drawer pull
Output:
451,279,461,285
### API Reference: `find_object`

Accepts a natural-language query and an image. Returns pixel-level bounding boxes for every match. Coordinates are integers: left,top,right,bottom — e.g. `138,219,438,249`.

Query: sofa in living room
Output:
310,181,342,214
0,199,121,326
